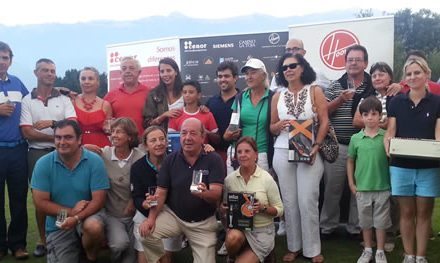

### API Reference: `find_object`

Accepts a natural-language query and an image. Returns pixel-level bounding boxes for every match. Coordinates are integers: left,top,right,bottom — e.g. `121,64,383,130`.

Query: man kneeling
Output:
31,119,109,262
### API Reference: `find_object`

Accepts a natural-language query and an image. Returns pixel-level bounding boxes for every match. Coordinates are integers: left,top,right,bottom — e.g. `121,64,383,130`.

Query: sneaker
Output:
14,248,29,260
375,251,387,263
402,254,416,263
357,250,373,263
33,244,46,257
217,242,228,256
277,220,286,236
416,257,428,263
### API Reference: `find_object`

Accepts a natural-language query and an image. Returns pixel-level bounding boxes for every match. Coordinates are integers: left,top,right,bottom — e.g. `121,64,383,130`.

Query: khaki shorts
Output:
356,191,391,230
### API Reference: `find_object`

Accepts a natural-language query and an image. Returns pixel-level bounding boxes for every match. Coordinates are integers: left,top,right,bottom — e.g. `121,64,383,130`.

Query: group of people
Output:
0,36,439,263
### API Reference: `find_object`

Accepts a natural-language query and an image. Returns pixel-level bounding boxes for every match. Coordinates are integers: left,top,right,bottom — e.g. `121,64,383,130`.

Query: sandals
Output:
282,251,301,262
311,254,324,263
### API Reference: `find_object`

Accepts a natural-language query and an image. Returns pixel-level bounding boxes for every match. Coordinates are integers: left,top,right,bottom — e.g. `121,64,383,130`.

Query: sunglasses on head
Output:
282,63,300,71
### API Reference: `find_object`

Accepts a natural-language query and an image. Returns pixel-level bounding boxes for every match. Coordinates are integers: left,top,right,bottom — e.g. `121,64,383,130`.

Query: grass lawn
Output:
3,192,440,262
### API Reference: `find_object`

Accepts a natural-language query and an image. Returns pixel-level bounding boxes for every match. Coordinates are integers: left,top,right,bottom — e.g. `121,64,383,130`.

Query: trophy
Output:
55,209,67,228
148,186,158,207
190,170,204,192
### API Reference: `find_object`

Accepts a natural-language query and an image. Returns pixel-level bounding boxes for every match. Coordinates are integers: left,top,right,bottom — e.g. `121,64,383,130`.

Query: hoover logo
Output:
320,30,360,70
183,41,208,52
268,33,280,45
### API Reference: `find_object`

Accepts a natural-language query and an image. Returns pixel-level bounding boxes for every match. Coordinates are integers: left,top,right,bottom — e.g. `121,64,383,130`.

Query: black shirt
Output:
388,92,440,169
206,92,237,151
130,155,158,217
158,150,225,222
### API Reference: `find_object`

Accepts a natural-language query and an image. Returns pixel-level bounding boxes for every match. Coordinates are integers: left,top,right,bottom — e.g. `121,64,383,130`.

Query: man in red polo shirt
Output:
105,57,150,135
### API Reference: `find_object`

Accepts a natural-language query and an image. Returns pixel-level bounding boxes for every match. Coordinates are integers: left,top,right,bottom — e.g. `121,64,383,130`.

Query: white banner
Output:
289,16,394,81
106,38,180,90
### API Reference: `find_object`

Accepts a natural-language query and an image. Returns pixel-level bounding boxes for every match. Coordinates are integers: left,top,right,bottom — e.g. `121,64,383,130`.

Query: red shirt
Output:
104,83,150,135
168,109,218,143
400,80,440,95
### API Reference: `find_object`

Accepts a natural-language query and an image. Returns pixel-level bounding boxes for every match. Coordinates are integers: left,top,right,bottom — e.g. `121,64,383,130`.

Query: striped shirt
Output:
326,78,372,145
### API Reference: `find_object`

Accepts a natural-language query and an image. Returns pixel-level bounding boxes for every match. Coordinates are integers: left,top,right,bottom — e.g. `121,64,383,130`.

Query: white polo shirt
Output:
20,88,76,149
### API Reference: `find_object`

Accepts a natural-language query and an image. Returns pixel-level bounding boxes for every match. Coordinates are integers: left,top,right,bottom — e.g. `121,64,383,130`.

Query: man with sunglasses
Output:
320,44,376,239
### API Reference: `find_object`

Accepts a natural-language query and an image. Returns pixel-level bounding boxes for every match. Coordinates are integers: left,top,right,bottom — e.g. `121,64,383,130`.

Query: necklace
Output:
80,95,97,111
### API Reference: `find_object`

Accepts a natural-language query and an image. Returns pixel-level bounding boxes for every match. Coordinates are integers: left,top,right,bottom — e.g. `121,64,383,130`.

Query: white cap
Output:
241,58,267,74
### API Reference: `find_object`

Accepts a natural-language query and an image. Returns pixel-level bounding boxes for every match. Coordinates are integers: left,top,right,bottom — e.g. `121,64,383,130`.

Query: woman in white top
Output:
270,53,329,263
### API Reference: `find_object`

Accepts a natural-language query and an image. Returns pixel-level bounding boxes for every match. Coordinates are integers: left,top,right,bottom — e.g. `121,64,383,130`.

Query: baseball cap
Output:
240,58,267,74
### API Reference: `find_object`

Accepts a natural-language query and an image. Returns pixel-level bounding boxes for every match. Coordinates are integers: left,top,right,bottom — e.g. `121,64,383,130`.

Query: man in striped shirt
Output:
320,45,376,237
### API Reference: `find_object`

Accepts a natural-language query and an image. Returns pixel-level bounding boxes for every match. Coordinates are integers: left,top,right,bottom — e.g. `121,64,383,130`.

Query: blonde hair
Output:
403,57,432,80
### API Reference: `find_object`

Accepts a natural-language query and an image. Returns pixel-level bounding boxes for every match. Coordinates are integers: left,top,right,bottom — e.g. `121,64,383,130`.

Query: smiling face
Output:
120,59,141,86
144,129,167,159
79,69,99,94
245,68,266,90
282,57,304,85
405,62,429,90
236,141,257,169
159,63,177,87
180,118,204,155
55,126,82,158
35,62,56,87
345,50,368,78
217,68,237,93
371,69,392,92
110,125,130,148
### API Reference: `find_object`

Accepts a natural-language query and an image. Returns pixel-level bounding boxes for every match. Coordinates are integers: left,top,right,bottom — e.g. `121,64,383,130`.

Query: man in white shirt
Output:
20,58,76,257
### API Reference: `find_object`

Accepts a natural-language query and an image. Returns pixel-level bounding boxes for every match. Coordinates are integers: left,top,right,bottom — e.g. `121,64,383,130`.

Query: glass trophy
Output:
148,186,158,207
55,209,67,228
190,170,204,192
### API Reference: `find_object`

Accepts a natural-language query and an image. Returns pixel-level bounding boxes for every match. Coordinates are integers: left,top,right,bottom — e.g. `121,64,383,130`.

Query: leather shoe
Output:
14,248,29,260
33,244,46,257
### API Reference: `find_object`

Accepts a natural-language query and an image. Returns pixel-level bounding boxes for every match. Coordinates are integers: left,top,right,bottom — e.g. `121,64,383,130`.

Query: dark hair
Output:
345,45,368,62
235,136,259,165
405,50,427,62
54,119,82,138
111,117,139,149
35,58,55,70
277,53,316,87
0,41,13,59
216,61,239,77
359,96,382,114
158,57,183,98
142,125,166,144
369,62,393,84
182,80,202,93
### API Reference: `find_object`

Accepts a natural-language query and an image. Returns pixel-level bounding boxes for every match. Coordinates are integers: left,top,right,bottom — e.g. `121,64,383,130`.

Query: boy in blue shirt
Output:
347,96,391,263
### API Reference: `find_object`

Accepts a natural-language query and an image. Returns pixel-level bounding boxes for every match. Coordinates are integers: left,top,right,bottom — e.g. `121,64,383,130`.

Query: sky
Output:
1,0,439,26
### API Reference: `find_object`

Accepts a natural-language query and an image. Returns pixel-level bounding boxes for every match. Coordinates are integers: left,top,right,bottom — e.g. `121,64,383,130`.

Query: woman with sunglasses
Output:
270,53,329,263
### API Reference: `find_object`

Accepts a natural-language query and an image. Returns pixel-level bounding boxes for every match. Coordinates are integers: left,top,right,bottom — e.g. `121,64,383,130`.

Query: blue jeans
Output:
0,143,28,252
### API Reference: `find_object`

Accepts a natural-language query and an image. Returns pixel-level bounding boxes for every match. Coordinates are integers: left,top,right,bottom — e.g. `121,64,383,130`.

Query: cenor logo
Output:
268,33,280,45
109,52,119,63
320,30,360,70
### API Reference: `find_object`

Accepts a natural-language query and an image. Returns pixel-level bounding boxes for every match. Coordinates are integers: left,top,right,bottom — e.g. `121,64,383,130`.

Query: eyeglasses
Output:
285,47,303,53
282,63,300,71
346,58,364,63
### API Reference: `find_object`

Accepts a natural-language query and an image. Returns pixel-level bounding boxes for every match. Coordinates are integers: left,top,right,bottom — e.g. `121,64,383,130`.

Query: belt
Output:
29,147,55,152
0,139,26,148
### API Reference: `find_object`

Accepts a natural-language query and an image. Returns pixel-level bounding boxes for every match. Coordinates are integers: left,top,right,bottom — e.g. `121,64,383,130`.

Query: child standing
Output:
347,96,391,263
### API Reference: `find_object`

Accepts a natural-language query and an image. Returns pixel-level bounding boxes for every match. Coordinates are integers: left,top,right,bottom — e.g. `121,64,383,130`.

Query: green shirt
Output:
348,129,390,191
232,88,269,153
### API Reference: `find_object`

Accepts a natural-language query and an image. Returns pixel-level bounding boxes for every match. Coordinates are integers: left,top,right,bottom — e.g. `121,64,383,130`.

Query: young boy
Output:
347,96,391,263
168,80,220,144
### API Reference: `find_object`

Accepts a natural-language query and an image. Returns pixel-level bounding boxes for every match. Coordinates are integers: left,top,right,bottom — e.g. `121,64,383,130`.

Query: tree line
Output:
56,8,440,96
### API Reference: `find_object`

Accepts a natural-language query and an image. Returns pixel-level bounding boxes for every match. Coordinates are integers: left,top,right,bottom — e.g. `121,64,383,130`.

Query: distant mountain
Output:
0,10,358,88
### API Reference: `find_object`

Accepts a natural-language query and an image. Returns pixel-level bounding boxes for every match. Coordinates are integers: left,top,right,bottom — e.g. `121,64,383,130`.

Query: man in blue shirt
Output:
0,41,29,260
31,119,109,263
